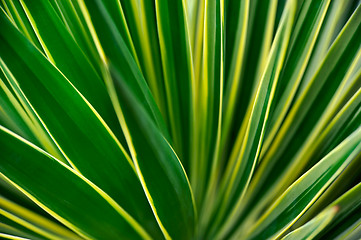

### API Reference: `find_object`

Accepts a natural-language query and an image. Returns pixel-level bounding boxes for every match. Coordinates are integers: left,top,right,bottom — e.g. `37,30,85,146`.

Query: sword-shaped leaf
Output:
210,2,296,238
0,12,162,238
0,126,151,239
105,63,196,240
243,127,361,239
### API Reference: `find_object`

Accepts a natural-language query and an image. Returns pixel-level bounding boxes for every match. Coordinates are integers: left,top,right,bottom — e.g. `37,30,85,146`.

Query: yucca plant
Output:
0,0,361,239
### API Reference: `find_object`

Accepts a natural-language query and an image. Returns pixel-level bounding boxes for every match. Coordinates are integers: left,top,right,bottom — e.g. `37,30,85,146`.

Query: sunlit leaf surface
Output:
0,0,360,239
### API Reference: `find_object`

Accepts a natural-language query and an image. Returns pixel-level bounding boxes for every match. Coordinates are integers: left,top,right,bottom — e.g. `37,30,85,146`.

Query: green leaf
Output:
299,0,355,93
314,181,361,239
1,1,361,239
281,206,338,240
247,59,361,223
105,63,196,240
117,0,168,120
342,221,361,240
0,222,41,240
77,0,170,142
0,196,80,240
280,68,361,184
0,77,37,144
208,1,297,238
260,2,361,187
187,0,204,96
46,0,101,74
265,0,332,152
0,62,64,162
191,0,224,210
0,12,162,238
0,0,42,50
155,0,194,170
329,216,361,239
220,0,249,156
220,0,277,161
242,126,361,239
96,0,139,65
185,0,202,49
0,126,151,240
14,0,126,144
242,4,361,227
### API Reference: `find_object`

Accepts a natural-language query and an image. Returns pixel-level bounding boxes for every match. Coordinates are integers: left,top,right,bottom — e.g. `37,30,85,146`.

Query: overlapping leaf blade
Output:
220,0,248,158
117,0,168,120
191,0,223,209
220,0,277,161
0,196,81,240
77,0,170,141
265,0,332,151
315,181,361,239
242,126,361,239
155,0,194,169
240,5,361,228
0,0,361,239
0,11,162,238
281,206,337,240
106,64,196,240
0,126,151,240
14,0,125,143
0,77,37,144
1,0,42,50
207,2,297,238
